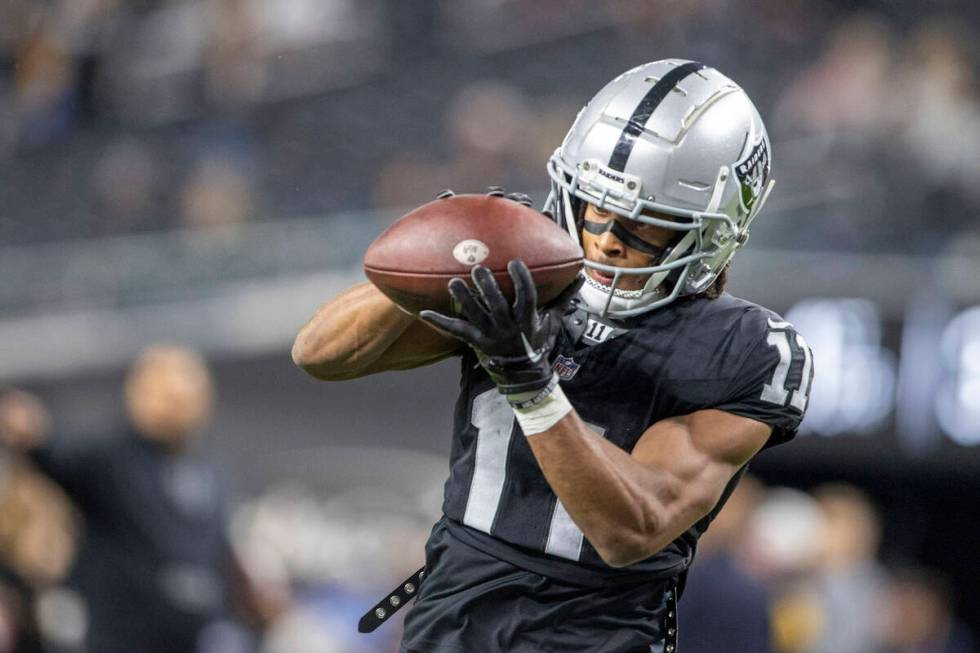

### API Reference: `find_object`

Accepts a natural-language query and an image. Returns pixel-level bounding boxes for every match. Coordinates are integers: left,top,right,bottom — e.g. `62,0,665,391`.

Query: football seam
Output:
363,259,583,276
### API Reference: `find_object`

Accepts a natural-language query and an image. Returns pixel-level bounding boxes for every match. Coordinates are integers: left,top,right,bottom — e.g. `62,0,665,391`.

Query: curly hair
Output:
703,264,729,300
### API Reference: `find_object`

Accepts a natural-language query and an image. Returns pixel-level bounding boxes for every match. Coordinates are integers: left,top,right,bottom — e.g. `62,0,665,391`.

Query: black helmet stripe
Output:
607,62,706,173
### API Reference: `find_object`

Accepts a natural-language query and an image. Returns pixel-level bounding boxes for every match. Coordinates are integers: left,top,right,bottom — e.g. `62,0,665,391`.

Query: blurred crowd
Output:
680,478,976,653
0,0,977,256
2,355,976,652
0,345,432,652
0,347,291,653
1,1,979,651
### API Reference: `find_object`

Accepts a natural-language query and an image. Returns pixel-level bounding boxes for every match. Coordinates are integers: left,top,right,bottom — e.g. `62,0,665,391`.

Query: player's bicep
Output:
630,410,771,520
358,320,462,374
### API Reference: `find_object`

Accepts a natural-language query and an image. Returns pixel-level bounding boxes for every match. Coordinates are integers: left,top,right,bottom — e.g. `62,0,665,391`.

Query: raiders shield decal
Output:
734,138,770,212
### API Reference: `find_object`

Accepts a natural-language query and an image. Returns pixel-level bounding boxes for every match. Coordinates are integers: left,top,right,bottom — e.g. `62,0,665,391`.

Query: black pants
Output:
400,520,677,653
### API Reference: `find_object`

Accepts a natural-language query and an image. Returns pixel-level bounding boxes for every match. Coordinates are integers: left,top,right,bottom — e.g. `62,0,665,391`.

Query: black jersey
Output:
439,292,812,583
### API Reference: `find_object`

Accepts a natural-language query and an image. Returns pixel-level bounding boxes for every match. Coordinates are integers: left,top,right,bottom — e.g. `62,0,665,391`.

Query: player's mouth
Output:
588,268,615,287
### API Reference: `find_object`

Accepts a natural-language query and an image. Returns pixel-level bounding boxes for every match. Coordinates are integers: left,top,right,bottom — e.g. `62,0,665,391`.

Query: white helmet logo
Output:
452,239,490,266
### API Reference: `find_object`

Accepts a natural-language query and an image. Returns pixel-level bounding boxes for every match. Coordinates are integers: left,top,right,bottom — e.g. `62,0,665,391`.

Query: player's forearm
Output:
292,283,417,380
526,413,691,567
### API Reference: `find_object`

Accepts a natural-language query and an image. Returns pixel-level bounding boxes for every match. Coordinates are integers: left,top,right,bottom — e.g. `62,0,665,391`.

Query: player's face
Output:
580,203,677,290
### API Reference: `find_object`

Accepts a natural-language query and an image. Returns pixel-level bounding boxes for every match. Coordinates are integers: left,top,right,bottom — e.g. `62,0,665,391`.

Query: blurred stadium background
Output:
1,0,979,651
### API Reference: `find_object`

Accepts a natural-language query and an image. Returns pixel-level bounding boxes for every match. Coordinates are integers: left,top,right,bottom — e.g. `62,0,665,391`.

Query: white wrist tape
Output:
512,383,573,436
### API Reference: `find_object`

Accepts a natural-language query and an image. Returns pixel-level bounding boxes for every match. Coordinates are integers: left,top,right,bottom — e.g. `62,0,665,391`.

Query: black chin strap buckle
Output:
358,566,426,633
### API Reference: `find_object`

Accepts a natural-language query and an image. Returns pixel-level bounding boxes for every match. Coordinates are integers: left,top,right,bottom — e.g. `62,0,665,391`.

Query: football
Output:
364,194,584,314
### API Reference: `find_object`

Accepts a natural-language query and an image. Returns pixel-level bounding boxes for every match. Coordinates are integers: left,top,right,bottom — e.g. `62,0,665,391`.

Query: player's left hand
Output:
419,261,582,400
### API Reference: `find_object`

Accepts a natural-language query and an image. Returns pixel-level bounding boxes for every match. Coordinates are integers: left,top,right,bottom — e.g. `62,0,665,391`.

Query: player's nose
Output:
595,228,627,258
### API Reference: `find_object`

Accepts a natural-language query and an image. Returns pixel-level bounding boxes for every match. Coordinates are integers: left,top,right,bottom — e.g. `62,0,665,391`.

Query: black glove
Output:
419,261,583,400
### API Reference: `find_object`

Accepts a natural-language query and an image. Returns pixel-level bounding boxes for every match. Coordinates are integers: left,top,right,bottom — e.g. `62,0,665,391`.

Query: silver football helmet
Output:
545,59,774,318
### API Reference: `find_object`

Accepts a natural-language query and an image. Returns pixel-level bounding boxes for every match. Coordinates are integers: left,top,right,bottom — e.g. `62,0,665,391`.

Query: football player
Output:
293,60,813,653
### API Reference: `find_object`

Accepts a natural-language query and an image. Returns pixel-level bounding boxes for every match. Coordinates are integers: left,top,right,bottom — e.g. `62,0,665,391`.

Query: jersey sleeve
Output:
714,319,814,448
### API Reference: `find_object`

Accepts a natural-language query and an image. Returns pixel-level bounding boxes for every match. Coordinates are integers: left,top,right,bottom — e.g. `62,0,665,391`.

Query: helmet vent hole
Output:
678,179,710,191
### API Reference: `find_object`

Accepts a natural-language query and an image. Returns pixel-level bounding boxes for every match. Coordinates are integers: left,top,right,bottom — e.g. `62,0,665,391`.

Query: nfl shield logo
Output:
553,355,581,381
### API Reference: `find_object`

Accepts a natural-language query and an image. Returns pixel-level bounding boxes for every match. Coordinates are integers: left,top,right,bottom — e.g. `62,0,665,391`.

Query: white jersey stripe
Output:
544,499,584,560
462,389,515,534
544,422,604,560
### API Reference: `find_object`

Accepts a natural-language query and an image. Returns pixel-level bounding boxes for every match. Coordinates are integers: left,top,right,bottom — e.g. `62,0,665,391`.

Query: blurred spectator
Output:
768,13,897,251
180,156,257,231
893,17,980,200
443,80,538,187
372,150,450,209
878,568,976,653
91,137,165,232
0,347,286,653
744,487,827,582
0,388,79,653
679,474,773,653
775,14,895,139
0,450,77,588
233,480,435,653
13,28,77,146
205,0,269,107
744,487,827,653
807,483,889,653
373,80,542,209
0,0,976,258
0,575,39,653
